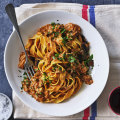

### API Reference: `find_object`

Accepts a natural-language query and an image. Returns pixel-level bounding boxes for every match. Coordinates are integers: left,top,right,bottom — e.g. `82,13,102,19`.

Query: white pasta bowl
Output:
4,11,109,116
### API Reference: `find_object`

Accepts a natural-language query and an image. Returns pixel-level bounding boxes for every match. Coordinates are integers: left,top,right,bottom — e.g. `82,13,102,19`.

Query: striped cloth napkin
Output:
13,3,120,120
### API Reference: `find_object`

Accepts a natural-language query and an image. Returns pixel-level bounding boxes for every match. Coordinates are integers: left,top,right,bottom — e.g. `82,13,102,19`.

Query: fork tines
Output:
25,66,35,79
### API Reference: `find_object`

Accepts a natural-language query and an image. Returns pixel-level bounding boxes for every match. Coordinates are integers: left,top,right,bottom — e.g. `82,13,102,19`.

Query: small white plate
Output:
0,93,13,119
4,10,109,116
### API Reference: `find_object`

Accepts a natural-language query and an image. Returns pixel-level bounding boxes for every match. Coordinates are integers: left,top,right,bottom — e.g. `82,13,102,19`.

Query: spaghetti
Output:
18,23,94,103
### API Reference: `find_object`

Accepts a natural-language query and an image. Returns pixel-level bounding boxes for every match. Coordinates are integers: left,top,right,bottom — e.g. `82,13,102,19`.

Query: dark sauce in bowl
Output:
109,87,120,115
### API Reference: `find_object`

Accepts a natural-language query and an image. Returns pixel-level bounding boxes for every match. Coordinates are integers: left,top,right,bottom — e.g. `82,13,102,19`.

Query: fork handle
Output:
5,4,28,60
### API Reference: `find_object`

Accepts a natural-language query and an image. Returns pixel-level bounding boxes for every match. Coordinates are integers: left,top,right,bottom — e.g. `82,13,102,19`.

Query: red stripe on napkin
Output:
83,108,90,120
82,5,88,21
82,5,90,120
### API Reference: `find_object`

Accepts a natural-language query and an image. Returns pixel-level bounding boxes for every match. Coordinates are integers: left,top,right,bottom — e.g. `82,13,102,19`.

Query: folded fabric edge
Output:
18,2,120,10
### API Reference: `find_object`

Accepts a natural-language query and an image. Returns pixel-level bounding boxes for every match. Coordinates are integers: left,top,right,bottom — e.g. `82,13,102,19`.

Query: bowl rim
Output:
4,10,110,116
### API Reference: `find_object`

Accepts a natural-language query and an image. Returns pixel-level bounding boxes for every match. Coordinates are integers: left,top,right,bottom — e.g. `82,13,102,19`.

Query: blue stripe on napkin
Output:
89,5,97,120
89,6,95,27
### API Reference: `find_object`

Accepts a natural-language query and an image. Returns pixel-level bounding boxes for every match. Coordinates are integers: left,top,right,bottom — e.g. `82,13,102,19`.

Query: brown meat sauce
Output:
18,23,94,103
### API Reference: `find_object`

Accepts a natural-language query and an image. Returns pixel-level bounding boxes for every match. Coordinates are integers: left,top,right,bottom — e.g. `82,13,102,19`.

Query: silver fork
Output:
5,4,35,79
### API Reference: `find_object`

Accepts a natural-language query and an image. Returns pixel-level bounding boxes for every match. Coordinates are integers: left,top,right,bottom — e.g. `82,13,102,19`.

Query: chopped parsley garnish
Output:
52,56,55,59
43,78,47,82
52,68,55,71
51,22,55,26
55,53,59,57
43,73,48,81
53,65,58,69
62,36,68,45
61,28,66,34
23,76,27,79
60,27,68,45
52,26,55,30
43,72,47,76
58,57,63,61
42,72,48,81
25,80,29,85
51,22,56,30
88,54,93,61
63,53,66,60
65,36,68,40
82,65,84,68
62,39,67,45
53,53,63,61
68,56,76,63
59,67,62,71
23,72,27,75
26,80,29,83
48,32,50,34
18,70,21,73
49,80,52,83
39,92,42,95
35,68,38,72
52,64,58,71
84,54,94,66
54,32,59,37
84,61,87,66
43,73,50,82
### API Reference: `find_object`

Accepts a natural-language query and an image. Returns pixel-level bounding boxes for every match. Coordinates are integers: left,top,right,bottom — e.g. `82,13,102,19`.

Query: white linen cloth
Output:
13,3,120,120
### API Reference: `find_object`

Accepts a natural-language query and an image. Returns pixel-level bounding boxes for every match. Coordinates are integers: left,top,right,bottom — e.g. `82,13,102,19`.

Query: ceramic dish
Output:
4,11,109,116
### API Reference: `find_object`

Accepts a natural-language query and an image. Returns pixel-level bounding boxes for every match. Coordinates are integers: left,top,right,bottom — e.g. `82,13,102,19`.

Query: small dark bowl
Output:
108,86,120,115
